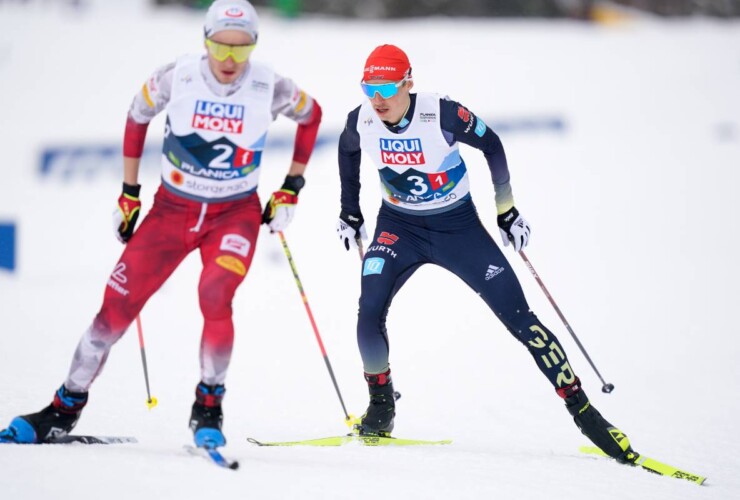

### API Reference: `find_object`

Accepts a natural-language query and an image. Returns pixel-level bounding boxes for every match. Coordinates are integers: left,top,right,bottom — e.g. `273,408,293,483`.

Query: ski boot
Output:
189,382,225,448
356,369,399,437
0,385,88,444
559,378,637,464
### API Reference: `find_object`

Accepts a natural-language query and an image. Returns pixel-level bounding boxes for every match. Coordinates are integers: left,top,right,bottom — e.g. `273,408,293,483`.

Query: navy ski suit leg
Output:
357,201,577,390
356,206,431,374
429,202,577,390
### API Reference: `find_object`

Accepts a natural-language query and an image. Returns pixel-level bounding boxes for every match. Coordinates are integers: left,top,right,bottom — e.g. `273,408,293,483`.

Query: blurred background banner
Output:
147,0,740,18
35,136,333,181
2,0,739,17
0,222,16,272
36,117,564,181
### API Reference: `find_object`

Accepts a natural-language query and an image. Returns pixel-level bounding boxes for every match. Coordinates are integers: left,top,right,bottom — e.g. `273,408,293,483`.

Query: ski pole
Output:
518,251,615,394
135,315,159,409
356,236,365,260
277,231,355,426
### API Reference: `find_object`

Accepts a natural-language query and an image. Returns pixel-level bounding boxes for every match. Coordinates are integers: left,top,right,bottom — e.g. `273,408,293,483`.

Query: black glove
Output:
336,211,367,251
497,206,531,252
113,182,141,243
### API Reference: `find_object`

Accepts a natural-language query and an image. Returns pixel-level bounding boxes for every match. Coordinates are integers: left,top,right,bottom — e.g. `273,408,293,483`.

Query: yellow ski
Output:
247,435,451,447
579,446,706,485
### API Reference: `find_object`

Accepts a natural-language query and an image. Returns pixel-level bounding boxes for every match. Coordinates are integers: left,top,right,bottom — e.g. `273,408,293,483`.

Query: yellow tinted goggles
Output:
205,39,256,63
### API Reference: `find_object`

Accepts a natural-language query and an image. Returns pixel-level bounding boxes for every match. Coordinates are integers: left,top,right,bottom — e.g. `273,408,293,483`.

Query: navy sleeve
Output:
338,106,363,215
439,98,514,213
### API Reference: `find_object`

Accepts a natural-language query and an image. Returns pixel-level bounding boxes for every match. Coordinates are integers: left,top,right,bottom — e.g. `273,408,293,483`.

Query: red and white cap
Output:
204,0,259,41
362,44,412,82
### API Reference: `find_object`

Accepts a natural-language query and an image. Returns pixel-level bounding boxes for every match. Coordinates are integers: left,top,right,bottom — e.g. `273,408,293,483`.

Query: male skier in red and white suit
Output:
0,0,321,449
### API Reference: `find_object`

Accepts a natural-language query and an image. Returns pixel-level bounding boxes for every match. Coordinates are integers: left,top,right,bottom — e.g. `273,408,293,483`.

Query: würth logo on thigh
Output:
377,232,398,245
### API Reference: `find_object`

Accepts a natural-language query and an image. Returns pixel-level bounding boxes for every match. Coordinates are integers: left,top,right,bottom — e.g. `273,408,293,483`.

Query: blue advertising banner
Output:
36,119,564,180
0,222,16,271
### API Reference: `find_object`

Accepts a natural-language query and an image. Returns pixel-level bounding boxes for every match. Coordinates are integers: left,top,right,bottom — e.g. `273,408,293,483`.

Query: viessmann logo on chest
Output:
192,100,244,133
379,138,426,165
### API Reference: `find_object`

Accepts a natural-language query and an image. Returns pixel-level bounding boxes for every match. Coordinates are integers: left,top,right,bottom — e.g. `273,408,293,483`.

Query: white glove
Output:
337,211,368,251
497,207,531,252
262,175,305,233
262,189,297,232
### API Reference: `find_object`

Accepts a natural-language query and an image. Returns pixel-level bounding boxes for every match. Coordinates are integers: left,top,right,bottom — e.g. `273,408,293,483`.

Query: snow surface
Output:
1,1,739,499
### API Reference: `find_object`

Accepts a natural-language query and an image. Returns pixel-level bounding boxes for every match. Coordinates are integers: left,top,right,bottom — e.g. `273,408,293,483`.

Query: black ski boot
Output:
189,382,225,448
559,378,637,464
357,369,398,437
0,385,88,444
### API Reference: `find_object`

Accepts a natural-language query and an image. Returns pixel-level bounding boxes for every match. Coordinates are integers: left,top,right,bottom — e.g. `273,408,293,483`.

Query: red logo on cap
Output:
366,65,397,74
225,7,244,17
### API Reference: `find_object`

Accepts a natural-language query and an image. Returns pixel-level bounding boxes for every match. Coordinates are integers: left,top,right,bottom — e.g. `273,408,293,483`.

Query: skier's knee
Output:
199,286,233,320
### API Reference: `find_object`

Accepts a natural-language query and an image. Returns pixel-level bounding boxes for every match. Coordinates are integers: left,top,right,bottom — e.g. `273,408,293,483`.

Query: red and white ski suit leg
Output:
64,187,261,392
195,194,261,386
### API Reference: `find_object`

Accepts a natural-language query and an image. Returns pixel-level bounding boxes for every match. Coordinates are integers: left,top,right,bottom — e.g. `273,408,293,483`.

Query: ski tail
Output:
1,434,137,445
50,435,138,445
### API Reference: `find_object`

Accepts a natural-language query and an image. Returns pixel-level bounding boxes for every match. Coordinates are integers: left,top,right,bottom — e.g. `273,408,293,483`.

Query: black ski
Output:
0,434,137,445
50,435,138,445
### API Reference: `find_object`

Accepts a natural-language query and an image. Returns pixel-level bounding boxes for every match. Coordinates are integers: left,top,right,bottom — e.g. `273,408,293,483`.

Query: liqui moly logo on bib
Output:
192,101,244,134
379,138,426,165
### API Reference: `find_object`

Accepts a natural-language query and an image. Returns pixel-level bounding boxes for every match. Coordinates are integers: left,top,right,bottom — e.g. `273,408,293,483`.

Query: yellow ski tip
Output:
146,397,158,410
580,445,707,485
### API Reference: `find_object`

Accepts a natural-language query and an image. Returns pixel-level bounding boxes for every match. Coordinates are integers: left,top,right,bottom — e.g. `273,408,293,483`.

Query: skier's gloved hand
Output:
497,206,530,252
262,175,305,233
113,182,141,243
336,211,367,251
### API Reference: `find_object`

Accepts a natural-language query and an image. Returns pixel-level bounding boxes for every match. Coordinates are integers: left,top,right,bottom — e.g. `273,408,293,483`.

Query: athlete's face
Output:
205,30,255,84
366,79,414,125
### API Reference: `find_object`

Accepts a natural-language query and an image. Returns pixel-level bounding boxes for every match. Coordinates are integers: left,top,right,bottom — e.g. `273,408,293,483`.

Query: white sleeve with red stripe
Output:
270,72,316,124
128,62,175,124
